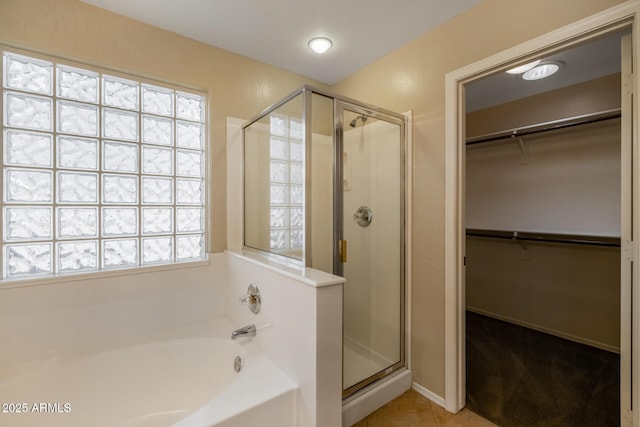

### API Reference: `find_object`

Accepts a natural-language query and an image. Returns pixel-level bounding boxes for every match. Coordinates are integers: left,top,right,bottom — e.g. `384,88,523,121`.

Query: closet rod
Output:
466,109,621,145
466,228,621,247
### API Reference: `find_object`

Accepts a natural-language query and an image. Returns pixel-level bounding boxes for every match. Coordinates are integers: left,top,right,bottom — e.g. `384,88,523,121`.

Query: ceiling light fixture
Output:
308,37,333,54
522,62,560,80
506,60,541,74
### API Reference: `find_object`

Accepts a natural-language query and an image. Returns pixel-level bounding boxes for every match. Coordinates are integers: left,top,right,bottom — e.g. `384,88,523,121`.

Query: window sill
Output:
0,256,210,290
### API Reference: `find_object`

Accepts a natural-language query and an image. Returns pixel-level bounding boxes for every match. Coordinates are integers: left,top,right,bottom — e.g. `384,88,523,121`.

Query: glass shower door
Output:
338,104,405,396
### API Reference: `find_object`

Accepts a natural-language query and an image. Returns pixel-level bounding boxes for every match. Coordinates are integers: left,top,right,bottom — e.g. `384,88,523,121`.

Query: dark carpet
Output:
466,311,620,427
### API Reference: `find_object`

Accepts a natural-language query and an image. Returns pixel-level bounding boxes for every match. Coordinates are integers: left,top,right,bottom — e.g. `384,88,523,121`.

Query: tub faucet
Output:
231,324,256,340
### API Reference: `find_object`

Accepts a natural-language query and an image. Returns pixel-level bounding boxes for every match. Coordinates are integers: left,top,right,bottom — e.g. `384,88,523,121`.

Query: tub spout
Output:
231,324,256,340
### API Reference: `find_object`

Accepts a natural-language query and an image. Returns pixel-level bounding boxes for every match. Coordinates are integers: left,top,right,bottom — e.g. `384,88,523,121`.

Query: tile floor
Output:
353,390,497,427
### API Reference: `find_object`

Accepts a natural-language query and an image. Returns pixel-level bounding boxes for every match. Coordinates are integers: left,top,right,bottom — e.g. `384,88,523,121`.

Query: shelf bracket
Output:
514,135,529,164
512,231,530,258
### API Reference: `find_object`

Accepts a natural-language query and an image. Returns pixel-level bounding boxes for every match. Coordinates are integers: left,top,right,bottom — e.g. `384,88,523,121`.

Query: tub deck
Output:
0,319,297,427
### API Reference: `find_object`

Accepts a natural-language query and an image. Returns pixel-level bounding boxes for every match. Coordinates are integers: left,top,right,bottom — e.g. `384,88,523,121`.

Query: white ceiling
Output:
80,0,483,85
80,1,624,111
465,31,624,112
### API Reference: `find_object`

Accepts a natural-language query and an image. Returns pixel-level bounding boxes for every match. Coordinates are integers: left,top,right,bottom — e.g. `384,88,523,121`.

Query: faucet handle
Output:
239,283,261,314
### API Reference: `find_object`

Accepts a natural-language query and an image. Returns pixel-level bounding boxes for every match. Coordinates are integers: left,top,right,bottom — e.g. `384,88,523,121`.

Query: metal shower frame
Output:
242,85,408,398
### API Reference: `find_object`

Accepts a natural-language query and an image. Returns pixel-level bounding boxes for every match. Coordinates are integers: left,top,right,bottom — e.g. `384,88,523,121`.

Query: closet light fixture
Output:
522,63,560,80
506,60,541,74
308,37,333,54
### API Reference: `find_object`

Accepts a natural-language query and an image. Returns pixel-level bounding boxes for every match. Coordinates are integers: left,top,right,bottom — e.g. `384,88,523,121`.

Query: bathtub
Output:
0,319,297,427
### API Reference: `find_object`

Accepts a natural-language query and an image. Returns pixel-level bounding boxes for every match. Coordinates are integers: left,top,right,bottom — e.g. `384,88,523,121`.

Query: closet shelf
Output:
466,228,621,247
466,109,621,145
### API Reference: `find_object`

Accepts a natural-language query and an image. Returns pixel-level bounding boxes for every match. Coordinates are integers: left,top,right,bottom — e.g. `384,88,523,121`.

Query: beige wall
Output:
466,119,621,351
243,122,272,251
0,0,329,253
467,119,621,235
466,238,620,351
467,73,621,138
332,0,626,396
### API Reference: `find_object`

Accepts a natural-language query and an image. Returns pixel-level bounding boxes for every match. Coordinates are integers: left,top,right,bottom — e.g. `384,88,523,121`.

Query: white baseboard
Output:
412,382,445,408
466,306,620,354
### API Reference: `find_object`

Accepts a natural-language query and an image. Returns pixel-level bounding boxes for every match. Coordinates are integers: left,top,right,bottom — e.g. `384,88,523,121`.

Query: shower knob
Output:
353,206,373,227
239,283,261,314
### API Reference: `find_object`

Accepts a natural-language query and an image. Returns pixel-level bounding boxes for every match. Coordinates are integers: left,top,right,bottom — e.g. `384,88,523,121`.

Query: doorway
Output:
464,41,623,422
444,4,639,427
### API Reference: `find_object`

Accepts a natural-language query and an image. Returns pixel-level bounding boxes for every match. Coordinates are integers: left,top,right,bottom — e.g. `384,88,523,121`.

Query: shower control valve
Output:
353,205,373,227
239,283,261,314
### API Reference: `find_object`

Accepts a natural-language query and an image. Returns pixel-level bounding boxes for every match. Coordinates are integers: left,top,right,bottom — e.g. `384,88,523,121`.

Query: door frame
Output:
335,100,408,397
443,2,640,425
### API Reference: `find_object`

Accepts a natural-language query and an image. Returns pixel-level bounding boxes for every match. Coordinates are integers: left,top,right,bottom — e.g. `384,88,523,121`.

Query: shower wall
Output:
343,120,401,363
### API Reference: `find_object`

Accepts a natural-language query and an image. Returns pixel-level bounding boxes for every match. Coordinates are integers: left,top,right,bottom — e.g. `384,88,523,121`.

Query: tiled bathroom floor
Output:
353,390,497,427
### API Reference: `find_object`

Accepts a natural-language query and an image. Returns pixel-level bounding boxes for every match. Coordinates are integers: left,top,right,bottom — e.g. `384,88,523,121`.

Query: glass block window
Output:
269,113,303,254
1,50,207,280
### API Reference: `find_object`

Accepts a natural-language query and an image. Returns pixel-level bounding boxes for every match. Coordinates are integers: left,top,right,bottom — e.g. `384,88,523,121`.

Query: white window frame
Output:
0,45,209,285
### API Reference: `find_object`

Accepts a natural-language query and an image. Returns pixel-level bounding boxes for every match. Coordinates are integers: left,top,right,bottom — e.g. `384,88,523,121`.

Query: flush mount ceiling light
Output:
308,37,333,54
522,63,561,80
506,60,541,74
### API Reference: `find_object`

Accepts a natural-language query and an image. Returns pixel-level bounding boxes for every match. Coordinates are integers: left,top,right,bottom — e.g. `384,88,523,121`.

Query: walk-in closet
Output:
464,31,624,427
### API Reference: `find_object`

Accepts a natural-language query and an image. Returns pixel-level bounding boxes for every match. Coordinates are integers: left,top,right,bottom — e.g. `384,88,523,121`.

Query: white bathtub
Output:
0,320,297,427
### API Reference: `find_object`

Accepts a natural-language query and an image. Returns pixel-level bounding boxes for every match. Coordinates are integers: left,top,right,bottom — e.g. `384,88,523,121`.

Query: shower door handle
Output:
339,239,347,263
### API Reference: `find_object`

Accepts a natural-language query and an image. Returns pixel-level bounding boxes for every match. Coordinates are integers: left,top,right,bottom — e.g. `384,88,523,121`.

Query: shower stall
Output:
242,86,407,402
